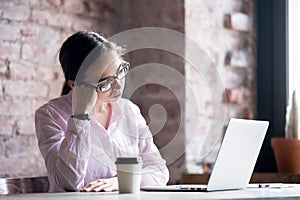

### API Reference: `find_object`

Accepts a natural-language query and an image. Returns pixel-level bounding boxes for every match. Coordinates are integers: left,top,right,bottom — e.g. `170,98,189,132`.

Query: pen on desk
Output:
258,184,270,188
258,183,295,188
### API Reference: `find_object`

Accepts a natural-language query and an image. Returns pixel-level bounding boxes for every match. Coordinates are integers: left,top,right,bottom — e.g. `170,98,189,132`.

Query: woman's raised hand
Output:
72,84,97,115
72,48,109,115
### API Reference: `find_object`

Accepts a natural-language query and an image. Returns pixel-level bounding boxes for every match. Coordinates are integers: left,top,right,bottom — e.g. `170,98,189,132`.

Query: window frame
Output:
255,0,288,172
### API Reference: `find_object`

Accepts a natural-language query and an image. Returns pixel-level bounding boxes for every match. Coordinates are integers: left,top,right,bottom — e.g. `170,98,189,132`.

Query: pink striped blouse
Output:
35,91,169,192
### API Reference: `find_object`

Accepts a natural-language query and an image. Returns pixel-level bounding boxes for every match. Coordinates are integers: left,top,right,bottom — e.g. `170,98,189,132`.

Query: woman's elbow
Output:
141,165,169,186
161,166,169,185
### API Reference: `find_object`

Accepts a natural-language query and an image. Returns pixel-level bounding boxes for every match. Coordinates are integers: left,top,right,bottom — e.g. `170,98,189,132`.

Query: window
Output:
289,0,300,97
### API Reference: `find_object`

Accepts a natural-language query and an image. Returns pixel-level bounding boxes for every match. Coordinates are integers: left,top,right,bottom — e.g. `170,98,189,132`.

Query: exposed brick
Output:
20,23,40,39
36,67,61,82
223,14,232,30
0,119,15,136
36,67,54,82
162,7,184,29
128,50,161,68
62,0,86,14
31,10,73,28
222,67,247,89
22,0,40,7
1,2,30,21
0,140,5,157
186,9,221,29
219,30,241,51
218,0,243,13
241,0,254,14
0,42,20,60
9,60,35,80
132,91,182,130
226,50,253,67
160,52,185,74
27,137,39,151
226,104,254,120
33,99,48,112
160,0,184,12
59,29,75,42
185,0,256,179
0,86,3,97
4,80,48,98
0,0,256,183
225,12,251,32
5,136,29,157
0,99,33,116
226,87,251,104
41,0,62,9
48,77,64,98
0,154,47,177
0,59,10,78
72,16,102,32
0,23,20,41
130,10,166,28
21,41,60,65
20,24,61,59
87,1,118,19
16,116,35,135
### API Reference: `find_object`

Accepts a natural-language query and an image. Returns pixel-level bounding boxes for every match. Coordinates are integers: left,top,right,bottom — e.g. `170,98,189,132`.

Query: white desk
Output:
2,187,300,200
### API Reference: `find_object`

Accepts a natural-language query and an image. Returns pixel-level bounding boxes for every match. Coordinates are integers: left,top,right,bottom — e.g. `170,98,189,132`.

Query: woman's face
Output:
96,50,127,102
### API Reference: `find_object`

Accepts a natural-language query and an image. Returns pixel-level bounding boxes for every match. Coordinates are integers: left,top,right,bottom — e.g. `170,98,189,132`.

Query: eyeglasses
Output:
78,62,130,93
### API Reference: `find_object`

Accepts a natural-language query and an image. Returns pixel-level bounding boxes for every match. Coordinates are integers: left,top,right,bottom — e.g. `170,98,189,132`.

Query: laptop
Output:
141,118,269,192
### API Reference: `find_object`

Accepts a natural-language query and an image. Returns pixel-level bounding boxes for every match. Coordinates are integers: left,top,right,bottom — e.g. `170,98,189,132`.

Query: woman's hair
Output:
59,31,124,95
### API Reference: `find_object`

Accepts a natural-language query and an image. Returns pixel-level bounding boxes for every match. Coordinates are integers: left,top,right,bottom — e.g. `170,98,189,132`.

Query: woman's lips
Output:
111,91,121,98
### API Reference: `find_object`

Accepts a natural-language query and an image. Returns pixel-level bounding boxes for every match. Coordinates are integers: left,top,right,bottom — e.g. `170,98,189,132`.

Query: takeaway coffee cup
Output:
115,157,143,194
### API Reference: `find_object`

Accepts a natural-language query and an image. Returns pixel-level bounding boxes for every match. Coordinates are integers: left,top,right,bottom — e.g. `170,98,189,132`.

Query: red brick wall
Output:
0,0,256,185
185,0,256,173
115,0,186,184
0,0,120,177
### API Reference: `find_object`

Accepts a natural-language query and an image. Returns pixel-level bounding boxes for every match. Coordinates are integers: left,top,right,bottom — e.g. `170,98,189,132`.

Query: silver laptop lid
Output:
207,118,269,191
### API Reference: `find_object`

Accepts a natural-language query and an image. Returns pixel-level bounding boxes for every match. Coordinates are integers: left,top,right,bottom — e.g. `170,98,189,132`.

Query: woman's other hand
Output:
80,177,118,192
73,84,97,115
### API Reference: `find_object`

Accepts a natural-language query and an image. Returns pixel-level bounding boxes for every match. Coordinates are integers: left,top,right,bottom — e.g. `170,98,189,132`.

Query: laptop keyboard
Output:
175,185,207,191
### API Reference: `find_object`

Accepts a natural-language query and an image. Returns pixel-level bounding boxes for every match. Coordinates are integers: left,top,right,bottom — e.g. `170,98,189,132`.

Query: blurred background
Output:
0,0,290,184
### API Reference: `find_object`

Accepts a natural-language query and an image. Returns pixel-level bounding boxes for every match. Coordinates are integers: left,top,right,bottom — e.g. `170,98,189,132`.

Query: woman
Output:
35,31,169,192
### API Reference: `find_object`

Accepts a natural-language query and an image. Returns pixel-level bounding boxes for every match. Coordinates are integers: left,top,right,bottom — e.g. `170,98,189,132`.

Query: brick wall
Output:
0,0,256,185
0,0,120,177
115,0,186,184
185,0,256,173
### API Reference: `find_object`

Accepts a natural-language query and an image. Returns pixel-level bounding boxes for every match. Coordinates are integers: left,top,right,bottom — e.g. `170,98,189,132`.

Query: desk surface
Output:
2,186,300,200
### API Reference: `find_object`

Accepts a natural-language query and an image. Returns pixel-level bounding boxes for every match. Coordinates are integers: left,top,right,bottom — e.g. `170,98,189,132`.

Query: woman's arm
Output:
138,127,170,186
35,107,91,192
131,104,169,186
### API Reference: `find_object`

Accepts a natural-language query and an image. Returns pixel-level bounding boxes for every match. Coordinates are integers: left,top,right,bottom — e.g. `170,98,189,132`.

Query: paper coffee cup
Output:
115,157,143,194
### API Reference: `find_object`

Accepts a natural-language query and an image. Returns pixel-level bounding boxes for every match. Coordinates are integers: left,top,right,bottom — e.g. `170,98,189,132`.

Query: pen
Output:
258,183,294,188
258,184,270,188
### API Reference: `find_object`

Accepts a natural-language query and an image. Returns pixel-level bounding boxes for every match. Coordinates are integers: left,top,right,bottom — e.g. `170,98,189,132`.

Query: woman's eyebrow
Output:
98,76,112,83
97,63,123,82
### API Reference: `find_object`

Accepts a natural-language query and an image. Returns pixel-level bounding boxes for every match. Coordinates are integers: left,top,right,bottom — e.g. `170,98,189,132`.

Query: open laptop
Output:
141,118,269,192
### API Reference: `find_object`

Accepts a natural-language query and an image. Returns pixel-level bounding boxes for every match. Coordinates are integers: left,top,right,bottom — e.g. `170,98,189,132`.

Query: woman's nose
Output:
113,79,124,90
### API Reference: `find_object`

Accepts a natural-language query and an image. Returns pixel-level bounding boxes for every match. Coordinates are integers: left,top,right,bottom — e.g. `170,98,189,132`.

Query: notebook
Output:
141,118,269,192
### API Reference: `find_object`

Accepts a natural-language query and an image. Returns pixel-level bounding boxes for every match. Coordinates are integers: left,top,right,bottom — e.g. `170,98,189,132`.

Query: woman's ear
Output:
68,80,75,89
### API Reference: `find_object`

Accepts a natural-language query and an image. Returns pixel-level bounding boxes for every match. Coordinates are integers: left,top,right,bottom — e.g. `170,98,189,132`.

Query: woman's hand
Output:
81,177,118,192
72,84,97,115
72,48,109,115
